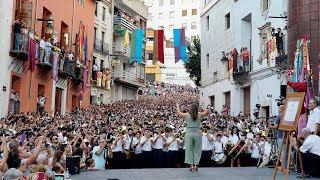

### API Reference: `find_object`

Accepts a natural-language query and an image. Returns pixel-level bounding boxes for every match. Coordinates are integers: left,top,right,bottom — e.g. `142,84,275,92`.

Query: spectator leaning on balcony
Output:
242,47,250,71
39,36,46,62
60,45,66,71
92,63,98,81
44,38,52,64
13,19,25,50
68,50,74,74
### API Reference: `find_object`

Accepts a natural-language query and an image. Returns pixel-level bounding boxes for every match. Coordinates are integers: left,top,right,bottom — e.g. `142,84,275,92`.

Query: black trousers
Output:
168,151,178,168
200,150,212,167
124,151,135,169
301,152,320,176
178,149,186,168
142,151,152,168
163,151,168,168
251,158,260,167
152,149,163,168
133,153,142,169
111,151,124,169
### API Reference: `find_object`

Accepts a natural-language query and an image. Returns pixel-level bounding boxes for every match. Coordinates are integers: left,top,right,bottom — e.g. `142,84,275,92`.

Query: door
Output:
244,87,251,116
55,88,63,114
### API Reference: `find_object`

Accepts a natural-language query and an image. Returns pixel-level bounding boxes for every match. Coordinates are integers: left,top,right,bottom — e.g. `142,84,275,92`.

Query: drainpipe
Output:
71,0,75,51
30,0,39,97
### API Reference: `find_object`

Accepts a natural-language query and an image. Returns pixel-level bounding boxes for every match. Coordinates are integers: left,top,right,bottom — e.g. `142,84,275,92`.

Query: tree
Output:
185,36,201,86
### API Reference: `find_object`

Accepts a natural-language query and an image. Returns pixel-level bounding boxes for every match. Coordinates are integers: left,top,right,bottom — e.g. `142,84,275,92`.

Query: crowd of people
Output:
0,81,320,179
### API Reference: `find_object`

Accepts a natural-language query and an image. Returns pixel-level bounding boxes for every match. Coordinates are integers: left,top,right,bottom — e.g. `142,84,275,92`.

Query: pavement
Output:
70,167,313,180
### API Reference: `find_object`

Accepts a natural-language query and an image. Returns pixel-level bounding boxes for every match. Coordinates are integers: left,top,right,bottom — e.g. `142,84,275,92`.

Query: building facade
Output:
91,0,113,104
200,0,288,117
111,0,147,101
2,0,95,116
144,0,200,87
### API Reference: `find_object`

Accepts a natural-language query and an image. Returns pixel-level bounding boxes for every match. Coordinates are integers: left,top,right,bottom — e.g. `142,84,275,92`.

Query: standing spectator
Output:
92,139,110,170
9,89,16,113
14,92,20,114
232,48,238,72
242,47,250,71
44,38,52,64
92,63,98,81
275,28,284,55
38,95,46,114
13,19,24,50
39,36,46,62
306,98,320,136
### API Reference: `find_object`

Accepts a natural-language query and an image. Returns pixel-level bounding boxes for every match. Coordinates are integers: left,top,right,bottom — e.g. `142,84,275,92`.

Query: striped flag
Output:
153,30,164,64
130,29,144,64
173,29,187,63
82,31,88,92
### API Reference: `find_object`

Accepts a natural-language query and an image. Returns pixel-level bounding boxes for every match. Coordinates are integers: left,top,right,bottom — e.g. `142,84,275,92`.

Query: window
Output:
159,0,164,6
94,27,97,41
100,59,104,71
102,7,106,21
191,22,197,29
182,23,187,30
148,53,153,60
95,2,98,16
192,9,197,15
191,36,196,42
169,24,174,31
159,13,164,20
182,10,187,17
169,11,174,19
101,31,105,43
170,0,175,5
146,73,156,81
206,53,209,68
225,13,230,29
93,56,96,65
206,15,210,30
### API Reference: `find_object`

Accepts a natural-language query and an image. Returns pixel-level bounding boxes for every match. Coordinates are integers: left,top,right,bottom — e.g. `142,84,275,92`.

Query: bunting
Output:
28,38,36,72
130,29,144,64
173,29,187,63
153,30,164,64
83,30,88,92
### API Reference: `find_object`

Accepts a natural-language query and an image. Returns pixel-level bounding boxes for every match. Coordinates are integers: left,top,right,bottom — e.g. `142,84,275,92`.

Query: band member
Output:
241,132,251,167
229,127,240,167
212,134,224,166
250,134,263,166
258,135,272,168
166,129,181,168
152,126,166,168
134,131,142,169
162,128,170,168
124,128,137,168
111,130,125,169
140,129,153,168
200,127,214,167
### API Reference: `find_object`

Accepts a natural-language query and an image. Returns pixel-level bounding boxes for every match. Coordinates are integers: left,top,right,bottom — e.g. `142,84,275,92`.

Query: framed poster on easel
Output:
273,92,306,180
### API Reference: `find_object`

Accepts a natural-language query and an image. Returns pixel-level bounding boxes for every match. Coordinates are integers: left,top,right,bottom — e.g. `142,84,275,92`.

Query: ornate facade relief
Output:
258,22,272,64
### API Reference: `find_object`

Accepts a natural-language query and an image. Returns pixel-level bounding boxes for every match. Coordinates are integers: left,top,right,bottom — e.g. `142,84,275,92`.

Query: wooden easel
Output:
272,92,306,180
272,131,305,180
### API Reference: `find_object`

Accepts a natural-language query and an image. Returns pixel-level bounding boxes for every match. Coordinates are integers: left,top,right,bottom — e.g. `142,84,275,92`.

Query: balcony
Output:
112,70,145,87
93,39,109,55
275,55,289,71
10,33,29,60
232,56,253,85
114,16,138,31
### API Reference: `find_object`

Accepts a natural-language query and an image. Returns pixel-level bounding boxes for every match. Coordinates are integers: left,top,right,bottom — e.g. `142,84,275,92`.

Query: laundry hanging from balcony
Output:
153,30,164,64
28,38,37,72
130,29,144,64
114,26,127,36
173,29,187,63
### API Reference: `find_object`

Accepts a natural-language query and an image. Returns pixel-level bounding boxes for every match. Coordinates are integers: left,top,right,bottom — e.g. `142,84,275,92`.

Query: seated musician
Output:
295,128,320,178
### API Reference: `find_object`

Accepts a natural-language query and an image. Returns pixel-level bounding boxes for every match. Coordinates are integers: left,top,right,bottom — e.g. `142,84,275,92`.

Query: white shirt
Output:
93,64,98,71
140,136,152,151
68,53,74,61
251,141,264,158
202,134,214,151
40,39,45,49
213,141,224,153
229,134,239,145
112,138,124,152
39,97,46,106
262,142,272,161
152,134,164,149
134,138,142,154
221,136,228,146
124,135,137,150
167,136,179,151
306,108,320,132
300,135,320,156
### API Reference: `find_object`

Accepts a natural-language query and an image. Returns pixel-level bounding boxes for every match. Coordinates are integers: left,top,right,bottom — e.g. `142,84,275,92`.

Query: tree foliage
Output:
185,36,201,86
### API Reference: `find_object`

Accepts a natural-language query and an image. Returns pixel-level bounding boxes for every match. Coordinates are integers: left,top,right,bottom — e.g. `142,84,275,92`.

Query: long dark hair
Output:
189,104,198,121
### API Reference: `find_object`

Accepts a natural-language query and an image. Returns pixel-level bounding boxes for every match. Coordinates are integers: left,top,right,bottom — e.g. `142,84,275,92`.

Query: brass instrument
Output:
118,126,123,132
202,129,208,136
148,133,153,140
121,130,127,136
174,133,180,140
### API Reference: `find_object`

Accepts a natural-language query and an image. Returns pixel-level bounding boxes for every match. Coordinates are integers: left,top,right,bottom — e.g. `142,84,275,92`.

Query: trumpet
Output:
118,126,123,132
202,129,208,136
121,130,127,136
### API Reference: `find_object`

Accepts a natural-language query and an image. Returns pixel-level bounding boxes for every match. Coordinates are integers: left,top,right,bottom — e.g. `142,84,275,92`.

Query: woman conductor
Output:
176,102,208,171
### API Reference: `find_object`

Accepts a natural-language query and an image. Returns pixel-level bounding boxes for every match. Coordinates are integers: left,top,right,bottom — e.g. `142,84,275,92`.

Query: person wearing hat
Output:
36,154,54,180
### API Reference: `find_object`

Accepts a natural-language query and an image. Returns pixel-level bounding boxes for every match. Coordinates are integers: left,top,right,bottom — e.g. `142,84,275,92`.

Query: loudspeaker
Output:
66,156,81,175
280,85,287,98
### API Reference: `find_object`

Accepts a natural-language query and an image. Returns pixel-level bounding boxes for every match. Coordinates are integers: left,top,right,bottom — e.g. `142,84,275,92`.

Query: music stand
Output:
272,92,305,180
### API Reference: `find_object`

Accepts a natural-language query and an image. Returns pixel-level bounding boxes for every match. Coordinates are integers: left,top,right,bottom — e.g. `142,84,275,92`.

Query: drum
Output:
212,153,227,164
228,140,246,159
66,156,81,175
